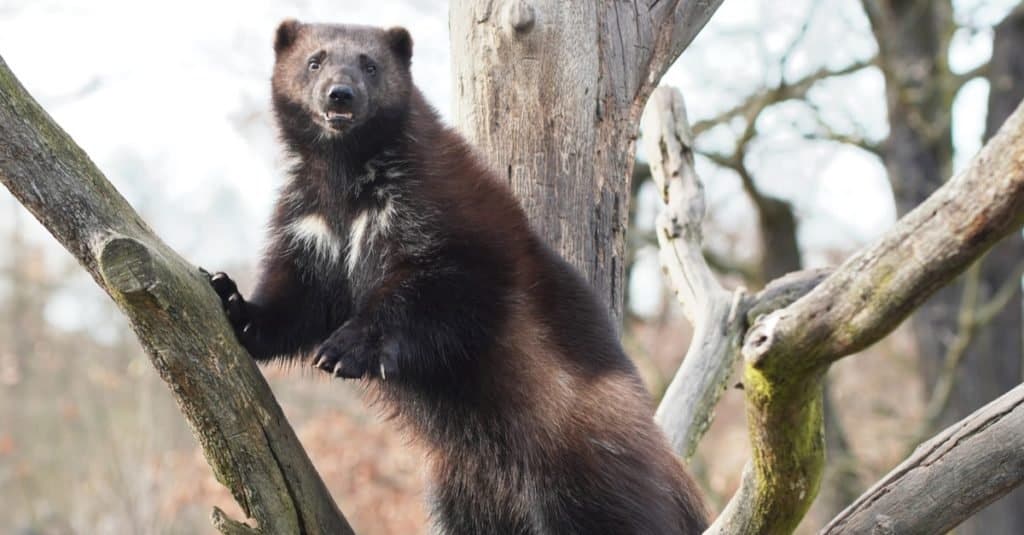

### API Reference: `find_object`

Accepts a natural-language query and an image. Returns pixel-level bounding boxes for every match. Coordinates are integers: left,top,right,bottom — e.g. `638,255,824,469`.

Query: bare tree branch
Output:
975,259,1024,323
703,246,763,283
800,103,885,157
642,87,747,459
0,55,353,535
777,0,824,75
743,99,1024,370
691,58,876,137
824,382,1024,534
705,98,1024,535
642,0,728,106
643,87,832,462
910,262,983,449
699,116,804,283
952,60,991,94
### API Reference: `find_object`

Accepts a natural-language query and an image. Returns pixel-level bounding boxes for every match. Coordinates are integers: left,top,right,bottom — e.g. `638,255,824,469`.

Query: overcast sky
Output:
0,0,1017,321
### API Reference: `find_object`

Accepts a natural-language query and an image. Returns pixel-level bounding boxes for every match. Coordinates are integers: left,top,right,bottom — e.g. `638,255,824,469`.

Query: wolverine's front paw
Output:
313,322,380,379
207,271,255,341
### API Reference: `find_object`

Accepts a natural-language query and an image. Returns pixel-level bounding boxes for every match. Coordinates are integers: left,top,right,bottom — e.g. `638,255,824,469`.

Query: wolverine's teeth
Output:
325,111,354,121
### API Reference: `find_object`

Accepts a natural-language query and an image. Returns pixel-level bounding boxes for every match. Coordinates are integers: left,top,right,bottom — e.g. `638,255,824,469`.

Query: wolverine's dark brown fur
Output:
210,20,709,534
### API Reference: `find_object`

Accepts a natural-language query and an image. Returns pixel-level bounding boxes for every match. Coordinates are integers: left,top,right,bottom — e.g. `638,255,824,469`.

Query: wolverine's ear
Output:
387,27,413,66
275,19,302,55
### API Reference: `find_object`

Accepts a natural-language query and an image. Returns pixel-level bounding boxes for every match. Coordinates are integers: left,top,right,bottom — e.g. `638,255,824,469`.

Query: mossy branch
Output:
646,84,1024,534
0,54,354,535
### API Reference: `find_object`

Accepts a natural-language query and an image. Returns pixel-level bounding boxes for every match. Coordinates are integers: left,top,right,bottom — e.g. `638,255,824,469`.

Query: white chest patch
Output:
286,214,342,266
346,211,371,276
346,199,396,276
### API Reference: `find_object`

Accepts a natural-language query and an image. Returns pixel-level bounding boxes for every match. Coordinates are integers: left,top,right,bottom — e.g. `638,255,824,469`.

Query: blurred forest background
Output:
2,0,1023,533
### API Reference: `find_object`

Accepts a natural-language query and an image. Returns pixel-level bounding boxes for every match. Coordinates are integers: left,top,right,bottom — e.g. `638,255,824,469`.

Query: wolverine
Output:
210,20,708,534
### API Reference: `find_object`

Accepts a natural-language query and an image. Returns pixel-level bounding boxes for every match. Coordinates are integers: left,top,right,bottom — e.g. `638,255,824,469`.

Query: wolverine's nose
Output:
328,85,355,103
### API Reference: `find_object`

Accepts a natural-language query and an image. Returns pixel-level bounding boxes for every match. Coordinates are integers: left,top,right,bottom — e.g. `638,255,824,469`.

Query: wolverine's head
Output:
271,20,413,143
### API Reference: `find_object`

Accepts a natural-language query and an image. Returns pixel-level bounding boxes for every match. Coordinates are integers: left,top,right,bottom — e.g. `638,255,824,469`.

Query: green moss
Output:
741,362,826,534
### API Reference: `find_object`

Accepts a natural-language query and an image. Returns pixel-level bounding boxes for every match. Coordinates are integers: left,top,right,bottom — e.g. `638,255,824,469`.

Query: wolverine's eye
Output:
359,55,378,76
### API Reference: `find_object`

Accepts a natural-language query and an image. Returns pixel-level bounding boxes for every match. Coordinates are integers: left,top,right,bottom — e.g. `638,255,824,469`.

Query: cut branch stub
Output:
502,0,536,33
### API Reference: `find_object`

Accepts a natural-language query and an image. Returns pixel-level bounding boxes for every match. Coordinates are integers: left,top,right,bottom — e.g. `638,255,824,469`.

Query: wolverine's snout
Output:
321,83,360,129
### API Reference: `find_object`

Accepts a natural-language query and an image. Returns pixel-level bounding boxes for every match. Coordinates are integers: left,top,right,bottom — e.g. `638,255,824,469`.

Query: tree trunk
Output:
448,0,723,324
864,3,1024,530
757,196,802,282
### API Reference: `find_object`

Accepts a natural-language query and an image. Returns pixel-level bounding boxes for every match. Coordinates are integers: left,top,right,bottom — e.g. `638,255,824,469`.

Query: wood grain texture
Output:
449,0,723,324
0,55,352,535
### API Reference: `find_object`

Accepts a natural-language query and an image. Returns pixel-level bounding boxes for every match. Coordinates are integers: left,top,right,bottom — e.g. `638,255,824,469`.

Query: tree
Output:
3,2,1024,534
449,0,723,323
666,2,1024,528
644,82,1024,534
861,2,1024,531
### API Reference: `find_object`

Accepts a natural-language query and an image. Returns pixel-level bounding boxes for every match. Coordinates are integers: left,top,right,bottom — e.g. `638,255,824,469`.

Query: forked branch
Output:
647,86,1024,533
643,87,830,461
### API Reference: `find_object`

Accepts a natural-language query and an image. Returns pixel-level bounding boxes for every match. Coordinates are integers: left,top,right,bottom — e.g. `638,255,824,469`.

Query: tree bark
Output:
861,0,962,420
951,6,1024,530
862,0,961,419
449,0,723,324
863,0,955,218
0,56,353,535
756,196,802,282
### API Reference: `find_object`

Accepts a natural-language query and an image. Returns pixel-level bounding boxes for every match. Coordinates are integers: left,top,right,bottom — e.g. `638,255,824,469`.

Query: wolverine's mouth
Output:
324,110,354,128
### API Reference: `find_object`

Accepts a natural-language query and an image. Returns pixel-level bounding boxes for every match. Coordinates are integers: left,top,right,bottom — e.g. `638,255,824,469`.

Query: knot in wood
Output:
503,0,536,33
